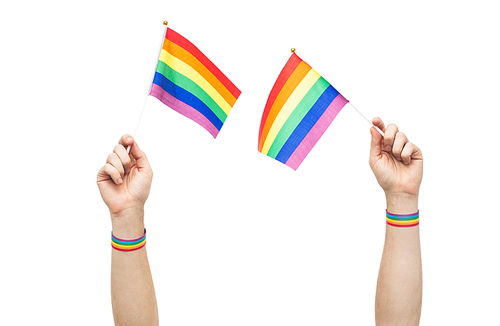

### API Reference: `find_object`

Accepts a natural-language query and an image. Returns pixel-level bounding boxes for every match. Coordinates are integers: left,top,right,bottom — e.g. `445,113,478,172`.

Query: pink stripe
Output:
150,84,219,138
285,94,348,170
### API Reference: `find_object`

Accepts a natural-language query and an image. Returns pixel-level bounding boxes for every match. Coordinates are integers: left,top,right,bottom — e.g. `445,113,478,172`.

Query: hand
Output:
97,135,153,221
369,118,423,199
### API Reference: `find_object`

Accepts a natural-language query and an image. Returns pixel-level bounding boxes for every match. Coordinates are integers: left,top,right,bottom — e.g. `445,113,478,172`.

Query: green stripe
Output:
156,61,227,122
386,216,419,221
267,77,331,158
386,213,419,221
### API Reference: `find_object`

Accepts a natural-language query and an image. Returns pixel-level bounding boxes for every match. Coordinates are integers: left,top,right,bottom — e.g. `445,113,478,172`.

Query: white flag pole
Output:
128,21,169,152
292,48,384,137
143,20,170,98
347,102,384,136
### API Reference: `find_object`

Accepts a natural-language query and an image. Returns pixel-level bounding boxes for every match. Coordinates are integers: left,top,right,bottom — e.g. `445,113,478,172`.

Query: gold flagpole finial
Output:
163,21,168,25
291,48,296,53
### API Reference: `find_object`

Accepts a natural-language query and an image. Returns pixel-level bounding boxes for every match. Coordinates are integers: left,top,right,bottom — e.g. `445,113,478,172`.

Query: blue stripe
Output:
112,235,146,245
152,72,223,130
275,86,339,164
386,213,420,220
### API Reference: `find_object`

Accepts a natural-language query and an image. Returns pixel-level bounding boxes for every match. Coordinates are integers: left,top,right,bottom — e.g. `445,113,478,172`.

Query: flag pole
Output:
347,103,384,136
129,20,169,152
144,20,169,98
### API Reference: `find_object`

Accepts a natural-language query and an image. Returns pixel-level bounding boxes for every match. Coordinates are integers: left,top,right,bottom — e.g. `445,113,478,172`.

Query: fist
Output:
97,135,153,217
369,118,423,197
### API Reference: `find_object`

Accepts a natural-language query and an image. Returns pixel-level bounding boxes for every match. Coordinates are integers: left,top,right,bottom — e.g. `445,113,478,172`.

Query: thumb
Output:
369,127,383,161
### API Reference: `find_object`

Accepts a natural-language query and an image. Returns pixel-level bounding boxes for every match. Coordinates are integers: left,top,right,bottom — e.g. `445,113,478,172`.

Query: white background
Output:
1,0,499,325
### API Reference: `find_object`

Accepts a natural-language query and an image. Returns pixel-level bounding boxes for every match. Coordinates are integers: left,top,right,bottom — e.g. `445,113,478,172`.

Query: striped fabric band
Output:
111,229,147,252
258,53,348,170
150,28,241,138
386,211,419,227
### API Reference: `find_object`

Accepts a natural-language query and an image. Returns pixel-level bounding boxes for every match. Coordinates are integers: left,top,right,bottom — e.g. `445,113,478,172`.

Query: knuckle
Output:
104,163,115,175
122,155,132,166
109,165,121,178
114,145,131,164
386,124,399,134
113,144,125,154
403,142,414,152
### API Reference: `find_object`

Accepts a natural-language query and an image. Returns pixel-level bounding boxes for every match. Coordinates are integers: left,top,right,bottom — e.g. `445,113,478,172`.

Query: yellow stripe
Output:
386,218,419,225
261,69,321,155
159,49,232,115
112,239,146,249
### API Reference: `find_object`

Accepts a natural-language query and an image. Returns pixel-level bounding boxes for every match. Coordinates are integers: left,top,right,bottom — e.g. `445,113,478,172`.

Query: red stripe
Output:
386,221,419,227
111,243,146,251
165,28,241,99
258,53,302,148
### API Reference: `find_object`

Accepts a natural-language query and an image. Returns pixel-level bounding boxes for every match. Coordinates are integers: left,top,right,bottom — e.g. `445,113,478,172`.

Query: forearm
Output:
375,195,422,326
111,212,158,326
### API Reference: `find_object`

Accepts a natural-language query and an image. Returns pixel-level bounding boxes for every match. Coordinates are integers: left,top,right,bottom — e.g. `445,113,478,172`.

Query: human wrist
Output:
385,192,419,214
111,207,145,239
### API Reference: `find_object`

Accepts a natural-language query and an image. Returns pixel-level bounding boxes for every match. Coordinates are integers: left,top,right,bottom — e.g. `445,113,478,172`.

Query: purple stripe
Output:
285,94,348,170
150,84,219,138
386,210,420,217
111,229,146,242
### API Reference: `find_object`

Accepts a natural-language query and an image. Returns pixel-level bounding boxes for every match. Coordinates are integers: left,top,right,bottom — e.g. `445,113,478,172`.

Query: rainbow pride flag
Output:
149,28,241,138
258,53,349,170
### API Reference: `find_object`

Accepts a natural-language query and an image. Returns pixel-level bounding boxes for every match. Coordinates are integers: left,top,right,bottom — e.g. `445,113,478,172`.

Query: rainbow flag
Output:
258,53,349,170
149,28,241,138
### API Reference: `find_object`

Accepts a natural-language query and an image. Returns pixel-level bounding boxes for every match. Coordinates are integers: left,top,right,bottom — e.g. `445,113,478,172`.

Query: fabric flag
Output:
149,28,241,138
258,53,349,170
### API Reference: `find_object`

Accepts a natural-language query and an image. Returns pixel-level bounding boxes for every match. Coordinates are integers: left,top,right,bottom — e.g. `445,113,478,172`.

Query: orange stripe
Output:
112,243,146,251
386,219,419,226
164,40,237,107
387,221,419,227
258,61,312,152
112,239,146,250
386,218,419,225
165,28,241,99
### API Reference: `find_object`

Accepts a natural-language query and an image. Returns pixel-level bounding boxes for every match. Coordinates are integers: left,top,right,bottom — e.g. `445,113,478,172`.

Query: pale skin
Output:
96,117,422,325
370,118,423,326
97,135,158,326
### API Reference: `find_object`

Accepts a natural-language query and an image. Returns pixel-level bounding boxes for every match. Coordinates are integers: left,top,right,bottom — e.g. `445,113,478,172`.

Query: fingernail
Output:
117,178,123,184
385,145,391,151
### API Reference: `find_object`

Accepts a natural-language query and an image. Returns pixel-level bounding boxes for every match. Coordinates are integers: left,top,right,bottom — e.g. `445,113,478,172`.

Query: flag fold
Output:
150,28,241,138
258,53,348,170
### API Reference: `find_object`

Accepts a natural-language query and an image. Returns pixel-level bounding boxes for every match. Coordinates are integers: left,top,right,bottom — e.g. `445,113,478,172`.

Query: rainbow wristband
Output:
111,229,146,252
386,210,419,227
